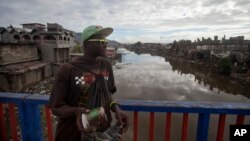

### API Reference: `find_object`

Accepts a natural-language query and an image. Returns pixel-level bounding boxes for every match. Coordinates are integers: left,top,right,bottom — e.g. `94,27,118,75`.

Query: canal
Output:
113,48,250,141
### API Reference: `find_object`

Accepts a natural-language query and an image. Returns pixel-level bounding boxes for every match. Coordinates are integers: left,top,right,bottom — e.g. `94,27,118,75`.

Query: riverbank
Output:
23,49,250,100
167,53,250,83
23,64,123,94
24,77,54,95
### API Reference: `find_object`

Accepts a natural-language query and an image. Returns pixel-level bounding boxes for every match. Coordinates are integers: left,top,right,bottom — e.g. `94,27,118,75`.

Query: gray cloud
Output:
0,0,249,43
201,0,228,7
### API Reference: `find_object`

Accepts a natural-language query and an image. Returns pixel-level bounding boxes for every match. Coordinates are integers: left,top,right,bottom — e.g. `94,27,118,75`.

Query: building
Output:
0,23,75,64
105,47,116,59
0,23,76,92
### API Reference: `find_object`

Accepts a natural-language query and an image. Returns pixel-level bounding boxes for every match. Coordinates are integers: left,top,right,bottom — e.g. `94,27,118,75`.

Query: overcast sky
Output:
1,0,250,43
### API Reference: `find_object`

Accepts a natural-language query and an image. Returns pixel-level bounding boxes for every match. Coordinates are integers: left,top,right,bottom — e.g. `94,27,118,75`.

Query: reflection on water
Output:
169,58,250,99
113,49,250,141
114,50,250,102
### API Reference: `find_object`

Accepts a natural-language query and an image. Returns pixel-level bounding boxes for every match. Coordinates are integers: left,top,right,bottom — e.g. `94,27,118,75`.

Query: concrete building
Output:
0,23,75,63
0,42,52,92
169,35,250,64
0,23,76,92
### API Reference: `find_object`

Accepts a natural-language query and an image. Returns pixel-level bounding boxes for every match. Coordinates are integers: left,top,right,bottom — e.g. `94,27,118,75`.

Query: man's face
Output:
85,35,108,57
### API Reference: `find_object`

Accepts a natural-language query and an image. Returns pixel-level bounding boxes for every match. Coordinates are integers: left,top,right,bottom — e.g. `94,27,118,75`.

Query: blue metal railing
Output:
0,92,250,141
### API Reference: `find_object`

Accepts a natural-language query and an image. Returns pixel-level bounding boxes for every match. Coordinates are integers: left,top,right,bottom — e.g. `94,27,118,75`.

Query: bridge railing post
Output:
196,113,210,141
18,102,43,141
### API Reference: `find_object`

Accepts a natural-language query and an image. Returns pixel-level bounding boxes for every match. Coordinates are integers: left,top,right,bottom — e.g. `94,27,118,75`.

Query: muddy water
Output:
113,49,250,141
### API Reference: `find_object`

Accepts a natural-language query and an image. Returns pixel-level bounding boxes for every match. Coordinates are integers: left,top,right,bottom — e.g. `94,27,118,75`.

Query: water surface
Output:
113,49,250,141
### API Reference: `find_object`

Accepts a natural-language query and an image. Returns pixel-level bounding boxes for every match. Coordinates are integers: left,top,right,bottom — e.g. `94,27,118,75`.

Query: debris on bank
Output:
24,77,54,95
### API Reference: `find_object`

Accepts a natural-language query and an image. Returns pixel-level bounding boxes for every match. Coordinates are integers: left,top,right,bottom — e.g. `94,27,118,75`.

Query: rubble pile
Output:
24,77,54,95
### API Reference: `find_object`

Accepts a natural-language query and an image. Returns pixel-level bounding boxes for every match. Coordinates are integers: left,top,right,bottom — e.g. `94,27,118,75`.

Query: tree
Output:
71,43,83,53
217,58,232,75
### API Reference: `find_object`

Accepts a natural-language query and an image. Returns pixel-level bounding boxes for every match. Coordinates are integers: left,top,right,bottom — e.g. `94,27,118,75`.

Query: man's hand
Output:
75,107,90,132
114,107,129,132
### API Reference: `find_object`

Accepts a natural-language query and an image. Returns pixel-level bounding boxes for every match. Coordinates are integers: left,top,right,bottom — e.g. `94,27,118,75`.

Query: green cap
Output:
82,25,113,43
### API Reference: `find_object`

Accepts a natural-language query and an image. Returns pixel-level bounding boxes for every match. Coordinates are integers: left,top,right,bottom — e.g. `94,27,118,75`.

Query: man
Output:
49,25,129,141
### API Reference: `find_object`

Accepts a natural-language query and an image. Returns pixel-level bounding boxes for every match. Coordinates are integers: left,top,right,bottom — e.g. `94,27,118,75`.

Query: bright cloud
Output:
0,0,249,43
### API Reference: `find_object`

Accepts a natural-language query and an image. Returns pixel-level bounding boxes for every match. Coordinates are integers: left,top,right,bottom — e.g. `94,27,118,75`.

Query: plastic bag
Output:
86,74,112,132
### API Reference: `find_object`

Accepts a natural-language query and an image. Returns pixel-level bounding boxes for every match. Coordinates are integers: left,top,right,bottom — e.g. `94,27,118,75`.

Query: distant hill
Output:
107,40,123,48
75,32,123,48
